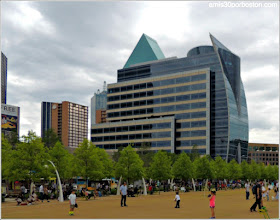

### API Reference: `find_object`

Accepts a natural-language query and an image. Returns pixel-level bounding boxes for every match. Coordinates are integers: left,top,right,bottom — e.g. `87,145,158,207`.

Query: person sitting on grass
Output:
208,189,216,219
16,195,22,206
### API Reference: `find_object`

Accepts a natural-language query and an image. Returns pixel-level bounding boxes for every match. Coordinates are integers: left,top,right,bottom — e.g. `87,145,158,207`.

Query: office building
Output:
91,81,107,126
41,101,88,148
248,143,279,165
91,33,249,162
1,52,8,104
1,104,20,136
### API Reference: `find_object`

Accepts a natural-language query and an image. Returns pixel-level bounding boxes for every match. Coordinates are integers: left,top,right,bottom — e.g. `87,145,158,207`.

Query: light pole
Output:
48,160,64,202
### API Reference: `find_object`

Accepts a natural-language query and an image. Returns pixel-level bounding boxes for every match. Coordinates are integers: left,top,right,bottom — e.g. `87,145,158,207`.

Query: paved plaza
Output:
1,190,279,219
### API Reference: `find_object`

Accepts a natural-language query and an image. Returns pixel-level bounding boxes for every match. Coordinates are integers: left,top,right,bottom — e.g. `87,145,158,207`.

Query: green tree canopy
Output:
1,133,13,179
172,152,193,181
227,159,242,180
48,141,73,180
193,156,213,180
149,150,172,181
241,160,252,180
8,131,49,184
93,147,114,178
115,144,145,184
74,139,104,186
42,129,60,148
212,156,228,180
250,160,260,181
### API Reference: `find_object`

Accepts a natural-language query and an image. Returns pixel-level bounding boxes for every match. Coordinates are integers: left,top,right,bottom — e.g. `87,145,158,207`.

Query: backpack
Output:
252,185,257,195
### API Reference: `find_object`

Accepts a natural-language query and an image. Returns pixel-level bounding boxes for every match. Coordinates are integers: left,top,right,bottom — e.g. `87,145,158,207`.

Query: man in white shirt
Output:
120,182,127,207
245,182,250,200
39,184,44,202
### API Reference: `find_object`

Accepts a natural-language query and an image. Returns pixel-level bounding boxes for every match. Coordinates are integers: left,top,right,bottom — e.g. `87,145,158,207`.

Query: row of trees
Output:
2,131,279,190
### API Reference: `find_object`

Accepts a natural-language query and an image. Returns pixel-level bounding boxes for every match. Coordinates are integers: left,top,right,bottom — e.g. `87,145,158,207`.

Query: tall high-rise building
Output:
1,52,8,104
41,101,88,148
91,81,107,126
91,33,249,162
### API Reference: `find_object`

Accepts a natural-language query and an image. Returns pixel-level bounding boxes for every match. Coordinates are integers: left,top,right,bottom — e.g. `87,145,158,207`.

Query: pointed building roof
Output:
123,34,165,68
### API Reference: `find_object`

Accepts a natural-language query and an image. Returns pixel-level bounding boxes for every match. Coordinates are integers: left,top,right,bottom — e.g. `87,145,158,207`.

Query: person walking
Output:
245,182,250,200
250,180,263,212
120,182,128,207
174,191,180,208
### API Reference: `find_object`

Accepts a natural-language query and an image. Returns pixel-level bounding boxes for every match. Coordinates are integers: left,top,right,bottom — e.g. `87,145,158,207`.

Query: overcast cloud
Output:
1,1,279,143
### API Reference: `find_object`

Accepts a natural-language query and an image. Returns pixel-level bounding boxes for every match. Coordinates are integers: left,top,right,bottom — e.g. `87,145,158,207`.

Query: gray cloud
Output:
2,1,279,143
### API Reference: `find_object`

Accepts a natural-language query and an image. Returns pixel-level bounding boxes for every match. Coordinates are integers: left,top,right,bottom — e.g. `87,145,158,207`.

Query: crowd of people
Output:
248,180,279,212
11,178,279,218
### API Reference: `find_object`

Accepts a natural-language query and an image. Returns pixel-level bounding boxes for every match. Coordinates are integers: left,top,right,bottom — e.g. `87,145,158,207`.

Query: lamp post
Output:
47,160,64,202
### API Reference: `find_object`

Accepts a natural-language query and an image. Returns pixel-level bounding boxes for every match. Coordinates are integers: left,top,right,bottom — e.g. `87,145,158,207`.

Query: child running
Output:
69,189,76,216
208,189,216,219
174,191,180,208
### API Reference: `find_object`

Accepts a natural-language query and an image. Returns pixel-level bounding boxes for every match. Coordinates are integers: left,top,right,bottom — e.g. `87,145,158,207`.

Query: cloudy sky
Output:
1,1,279,143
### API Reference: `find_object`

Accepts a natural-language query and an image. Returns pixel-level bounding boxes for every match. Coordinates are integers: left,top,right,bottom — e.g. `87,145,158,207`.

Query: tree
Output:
241,160,251,180
1,134,13,180
8,131,49,192
227,159,242,180
212,156,227,180
188,145,200,162
93,147,114,178
137,142,155,167
172,152,193,181
259,163,266,180
272,165,279,181
74,139,103,186
265,164,274,181
112,146,124,162
149,151,172,181
193,156,213,180
115,144,145,184
48,141,73,181
4,131,19,149
168,152,180,166
42,129,60,148
250,160,260,181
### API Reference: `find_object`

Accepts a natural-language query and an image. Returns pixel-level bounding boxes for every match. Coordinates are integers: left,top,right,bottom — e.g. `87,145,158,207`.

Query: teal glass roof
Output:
123,34,165,68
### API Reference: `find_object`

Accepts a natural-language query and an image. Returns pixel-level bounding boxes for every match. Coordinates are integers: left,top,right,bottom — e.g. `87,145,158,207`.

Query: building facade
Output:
41,101,88,148
1,104,20,136
90,82,107,126
248,143,279,165
91,33,249,162
1,52,8,104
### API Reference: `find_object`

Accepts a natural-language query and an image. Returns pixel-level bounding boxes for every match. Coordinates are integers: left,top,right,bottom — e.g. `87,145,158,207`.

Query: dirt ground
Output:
1,189,279,219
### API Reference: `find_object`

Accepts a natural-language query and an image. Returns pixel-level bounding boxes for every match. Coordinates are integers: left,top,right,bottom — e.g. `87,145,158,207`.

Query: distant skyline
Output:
2,1,279,143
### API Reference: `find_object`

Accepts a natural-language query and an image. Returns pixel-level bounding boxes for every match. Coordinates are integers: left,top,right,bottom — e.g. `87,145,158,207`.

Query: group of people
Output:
249,180,279,212
119,181,217,219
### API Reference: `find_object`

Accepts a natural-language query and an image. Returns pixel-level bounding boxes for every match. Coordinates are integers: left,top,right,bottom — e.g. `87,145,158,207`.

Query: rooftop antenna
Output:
103,81,107,91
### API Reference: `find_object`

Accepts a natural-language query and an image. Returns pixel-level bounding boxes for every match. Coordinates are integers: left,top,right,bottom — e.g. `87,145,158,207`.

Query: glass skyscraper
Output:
91,33,248,162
